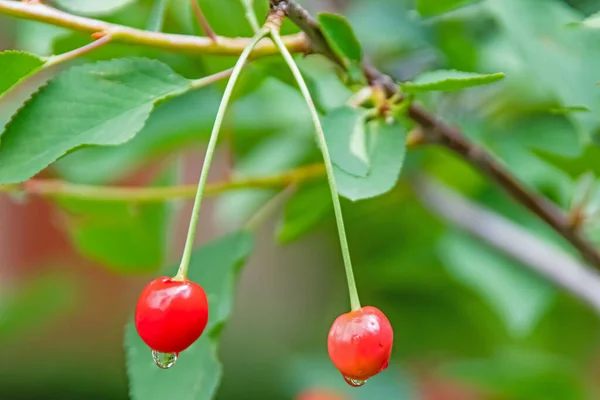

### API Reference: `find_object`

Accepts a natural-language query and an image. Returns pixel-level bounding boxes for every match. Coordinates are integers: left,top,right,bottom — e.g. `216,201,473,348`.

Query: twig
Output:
0,164,325,203
190,0,217,42
0,0,307,56
189,67,234,88
44,33,111,67
416,177,600,315
269,0,600,270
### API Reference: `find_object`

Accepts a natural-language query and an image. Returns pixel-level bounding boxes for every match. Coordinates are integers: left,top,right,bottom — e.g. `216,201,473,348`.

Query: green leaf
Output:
55,78,312,185
439,232,555,337
53,88,220,184
487,114,582,158
126,232,254,400
401,70,505,93
318,13,362,63
334,118,407,201
55,0,138,16
487,0,600,140
0,51,44,97
0,272,77,341
323,106,370,177
277,183,331,243
536,145,600,179
0,58,191,185
416,0,480,17
55,172,174,273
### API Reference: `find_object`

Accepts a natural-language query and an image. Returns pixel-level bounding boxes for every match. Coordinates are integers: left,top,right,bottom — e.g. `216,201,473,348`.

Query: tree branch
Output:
0,0,307,56
416,177,600,316
0,164,325,203
270,0,600,269
406,106,600,268
44,32,112,66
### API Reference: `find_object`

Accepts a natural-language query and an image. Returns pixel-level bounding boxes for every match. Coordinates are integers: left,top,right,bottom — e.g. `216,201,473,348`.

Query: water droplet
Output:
152,350,177,369
343,376,367,387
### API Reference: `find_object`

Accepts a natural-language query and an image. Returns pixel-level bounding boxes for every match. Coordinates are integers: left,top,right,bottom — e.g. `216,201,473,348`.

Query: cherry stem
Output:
270,27,362,311
174,26,270,281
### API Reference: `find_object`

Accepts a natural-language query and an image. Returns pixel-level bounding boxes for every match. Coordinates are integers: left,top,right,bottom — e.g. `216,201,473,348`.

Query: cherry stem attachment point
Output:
269,27,361,311
173,26,270,282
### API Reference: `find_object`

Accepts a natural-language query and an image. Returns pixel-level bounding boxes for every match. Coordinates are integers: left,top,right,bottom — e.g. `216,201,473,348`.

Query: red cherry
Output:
135,276,209,353
327,306,393,383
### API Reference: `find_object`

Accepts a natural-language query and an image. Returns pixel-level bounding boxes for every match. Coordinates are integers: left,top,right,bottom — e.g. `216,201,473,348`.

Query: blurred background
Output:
3,0,600,399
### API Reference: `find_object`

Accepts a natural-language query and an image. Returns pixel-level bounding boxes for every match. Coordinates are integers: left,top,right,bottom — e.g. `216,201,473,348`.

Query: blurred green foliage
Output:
2,0,600,399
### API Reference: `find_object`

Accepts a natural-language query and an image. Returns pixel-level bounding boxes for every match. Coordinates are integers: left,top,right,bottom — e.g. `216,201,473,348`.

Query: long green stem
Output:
174,26,270,281
270,29,361,311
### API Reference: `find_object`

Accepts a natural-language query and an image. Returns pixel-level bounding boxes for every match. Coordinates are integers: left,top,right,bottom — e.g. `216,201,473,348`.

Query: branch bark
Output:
0,0,307,56
417,177,600,315
270,0,600,269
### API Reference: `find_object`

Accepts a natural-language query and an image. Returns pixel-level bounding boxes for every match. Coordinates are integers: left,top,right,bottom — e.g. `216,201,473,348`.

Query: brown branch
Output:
0,0,307,56
406,106,600,267
271,0,600,269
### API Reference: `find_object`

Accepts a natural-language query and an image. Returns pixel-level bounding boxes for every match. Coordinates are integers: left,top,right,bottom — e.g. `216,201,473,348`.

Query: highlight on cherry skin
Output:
327,306,393,387
134,276,209,369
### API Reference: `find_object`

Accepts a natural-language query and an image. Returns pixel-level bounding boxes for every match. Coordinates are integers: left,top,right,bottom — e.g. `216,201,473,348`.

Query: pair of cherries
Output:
135,277,394,384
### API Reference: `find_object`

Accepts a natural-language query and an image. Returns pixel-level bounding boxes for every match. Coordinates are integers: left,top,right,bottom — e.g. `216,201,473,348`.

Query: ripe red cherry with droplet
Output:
327,306,393,385
135,276,209,353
